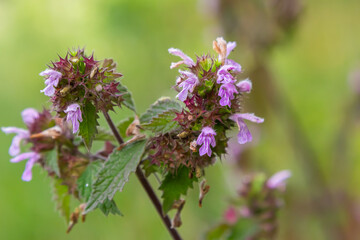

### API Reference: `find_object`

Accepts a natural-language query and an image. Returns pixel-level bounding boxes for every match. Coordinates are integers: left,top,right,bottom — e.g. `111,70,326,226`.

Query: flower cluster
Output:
208,170,291,239
147,37,263,172
39,49,125,133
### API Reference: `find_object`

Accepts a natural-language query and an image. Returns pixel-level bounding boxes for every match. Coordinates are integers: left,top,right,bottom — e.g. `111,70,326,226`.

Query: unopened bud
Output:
95,84,103,92
190,140,197,152
60,85,72,96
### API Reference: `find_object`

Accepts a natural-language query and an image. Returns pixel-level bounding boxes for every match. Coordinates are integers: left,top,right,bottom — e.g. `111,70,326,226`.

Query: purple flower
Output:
10,152,41,181
229,113,264,144
197,127,216,157
64,103,83,133
40,69,62,96
2,127,29,156
226,41,236,58
176,70,199,101
267,170,292,190
168,48,195,69
218,83,238,107
217,64,242,84
21,108,39,126
236,79,252,93
224,207,238,225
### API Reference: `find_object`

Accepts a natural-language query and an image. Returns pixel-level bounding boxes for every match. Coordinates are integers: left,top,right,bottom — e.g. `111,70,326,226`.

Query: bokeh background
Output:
1,0,360,239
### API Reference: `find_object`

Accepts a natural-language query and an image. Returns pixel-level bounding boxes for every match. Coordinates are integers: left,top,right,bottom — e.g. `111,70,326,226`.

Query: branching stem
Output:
102,110,182,240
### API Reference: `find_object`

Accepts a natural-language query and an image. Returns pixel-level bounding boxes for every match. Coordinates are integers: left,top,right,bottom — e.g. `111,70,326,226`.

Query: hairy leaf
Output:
98,199,123,216
117,82,136,112
159,167,197,213
79,101,99,149
84,139,147,214
140,97,182,124
44,147,60,177
94,127,115,142
53,178,71,223
142,110,180,134
117,116,135,138
77,161,103,201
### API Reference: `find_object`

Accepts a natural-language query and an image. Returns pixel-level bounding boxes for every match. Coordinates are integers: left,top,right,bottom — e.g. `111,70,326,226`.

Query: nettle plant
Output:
2,38,290,239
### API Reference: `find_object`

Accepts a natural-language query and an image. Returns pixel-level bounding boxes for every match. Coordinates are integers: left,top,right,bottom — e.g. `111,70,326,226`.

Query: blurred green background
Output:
1,0,360,239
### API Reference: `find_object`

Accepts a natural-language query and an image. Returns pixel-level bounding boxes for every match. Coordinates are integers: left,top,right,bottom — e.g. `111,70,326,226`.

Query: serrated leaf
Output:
142,110,180,134
77,161,122,216
44,147,60,177
94,127,115,142
79,101,99,149
53,178,71,223
140,97,182,124
159,167,197,213
98,198,123,216
77,161,103,201
117,117,134,138
84,139,147,214
117,82,136,112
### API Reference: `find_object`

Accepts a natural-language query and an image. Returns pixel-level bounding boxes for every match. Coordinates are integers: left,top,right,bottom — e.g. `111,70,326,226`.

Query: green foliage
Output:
142,110,180,134
117,82,136,112
206,219,259,240
44,147,60,177
98,199,123,216
78,161,122,216
206,224,230,240
84,139,147,214
140,97,182,124
227,218,259,240
159,167,197,213
117,116,135,138
77,161,103,201
94,127,115,142
79,101,99,149
52,178,71,223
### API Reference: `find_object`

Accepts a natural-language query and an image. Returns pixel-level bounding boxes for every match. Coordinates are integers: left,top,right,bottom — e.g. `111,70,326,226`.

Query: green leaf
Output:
140,97,182,124
117,82,136,112
44,147,60,177
77,161,103,201
94,127,115,142
79,101,99,149
227,218,259,240
142,110,180,134
52,178,71,223
159,167,197,213
77,161,122,216
84,139,147,214
117,116,134,138
206,223,231,240
98,198,123,216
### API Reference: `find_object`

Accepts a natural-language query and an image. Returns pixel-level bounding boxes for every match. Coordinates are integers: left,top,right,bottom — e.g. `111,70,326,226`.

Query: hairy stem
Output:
102,110,182,240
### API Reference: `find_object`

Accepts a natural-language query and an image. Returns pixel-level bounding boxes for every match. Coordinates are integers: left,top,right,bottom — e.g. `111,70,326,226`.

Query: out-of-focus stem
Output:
102,110,182,240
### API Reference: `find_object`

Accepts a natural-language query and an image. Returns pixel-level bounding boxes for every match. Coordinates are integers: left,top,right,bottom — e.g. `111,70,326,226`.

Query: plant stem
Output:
102,110,182,240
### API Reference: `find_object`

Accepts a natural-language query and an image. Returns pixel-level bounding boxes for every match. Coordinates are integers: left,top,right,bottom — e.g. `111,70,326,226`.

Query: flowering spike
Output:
168,48,195,69
64,103,83,133
196,127,216,157
230,113,264,144
39,69,62,96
